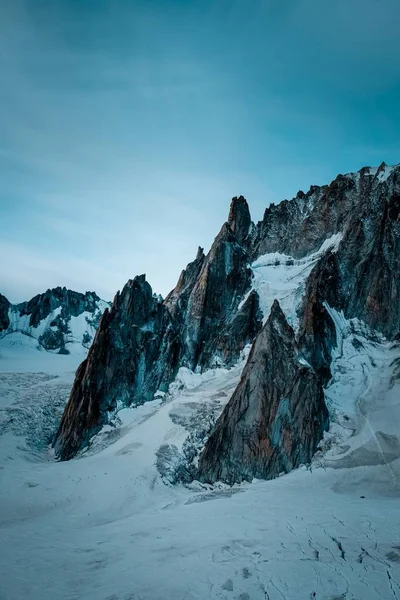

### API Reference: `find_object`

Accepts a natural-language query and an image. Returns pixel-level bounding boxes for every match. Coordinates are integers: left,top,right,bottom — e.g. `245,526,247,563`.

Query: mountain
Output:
53,162,400,485
0,287,110,355
2,164,400,600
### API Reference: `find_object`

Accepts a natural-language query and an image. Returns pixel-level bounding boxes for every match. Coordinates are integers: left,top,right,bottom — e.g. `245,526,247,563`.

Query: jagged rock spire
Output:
53,275,181,460
197,300,328,484
228,196,251,245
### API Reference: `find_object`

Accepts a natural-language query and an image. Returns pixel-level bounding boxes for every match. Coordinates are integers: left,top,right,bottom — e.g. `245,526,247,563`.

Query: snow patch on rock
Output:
247,233,343,329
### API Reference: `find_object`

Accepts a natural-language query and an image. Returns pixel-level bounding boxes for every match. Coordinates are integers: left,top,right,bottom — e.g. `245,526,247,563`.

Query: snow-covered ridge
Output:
345,161,400,184
0,291,110,356
364,162,399,182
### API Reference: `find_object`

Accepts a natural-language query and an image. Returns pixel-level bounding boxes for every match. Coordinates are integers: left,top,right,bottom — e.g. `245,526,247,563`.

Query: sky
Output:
1,0,400,303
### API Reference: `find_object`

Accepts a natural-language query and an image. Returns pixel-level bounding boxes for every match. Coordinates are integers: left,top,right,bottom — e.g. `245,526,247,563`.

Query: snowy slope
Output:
246,233,343,330
1,243,400,599
0,331,88,373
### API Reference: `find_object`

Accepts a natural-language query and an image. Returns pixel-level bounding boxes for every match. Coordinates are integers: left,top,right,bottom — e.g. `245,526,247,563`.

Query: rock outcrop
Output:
228,195,252,245
177,220,254,369
198,164,400,483
250,164,400,339
291,165,400,340
335,176,400,338
297,252,340,383
250,173,355,259
53,276,181,460
164,246,205,321
197,300,328,484
198,290,262,368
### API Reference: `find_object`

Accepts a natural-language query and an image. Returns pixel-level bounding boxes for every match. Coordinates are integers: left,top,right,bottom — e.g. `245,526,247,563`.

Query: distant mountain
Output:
53,161,400,484
0,287,110,355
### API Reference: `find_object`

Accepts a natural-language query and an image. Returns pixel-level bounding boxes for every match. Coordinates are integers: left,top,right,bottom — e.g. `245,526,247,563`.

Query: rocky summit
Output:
197,300,329,484
53,163,400,486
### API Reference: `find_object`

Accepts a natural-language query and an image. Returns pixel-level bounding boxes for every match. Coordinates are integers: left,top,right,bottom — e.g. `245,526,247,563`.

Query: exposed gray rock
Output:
53,275,180,460
228,195,252,246
251,175,354,259
197,300,328,484
335,171,400,337
297,252,340,383
39,328,66,353
179,220,253,369
199,290,262,368
164,199,257,370
251,164,400,339
164,246,205,321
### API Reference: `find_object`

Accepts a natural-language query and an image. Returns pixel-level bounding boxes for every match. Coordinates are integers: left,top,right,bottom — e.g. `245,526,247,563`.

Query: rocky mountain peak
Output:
377,160,387,175
54,276,180,460
228,195,251,245
113,274,155,327
197,299,328,484
180,218,253,367
195,246,204,260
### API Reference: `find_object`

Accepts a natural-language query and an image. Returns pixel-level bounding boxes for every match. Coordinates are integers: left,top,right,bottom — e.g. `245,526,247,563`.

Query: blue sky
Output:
1,0,400,302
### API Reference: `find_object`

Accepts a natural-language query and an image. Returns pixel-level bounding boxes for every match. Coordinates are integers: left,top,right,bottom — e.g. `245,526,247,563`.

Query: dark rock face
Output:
165,202,257,370
180,221,253,369
335,176,400,338
288,166,400,340
198,165,400,483
297,252,340,383
228,195,252,245
39,327,65,352
164,246,205,321
197,301,328,484
251,165,400,339
164,199,256,371
53,276,181,460
199,290,262,368
0,294,10,332
251,171,355,259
